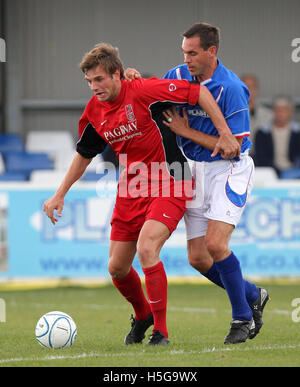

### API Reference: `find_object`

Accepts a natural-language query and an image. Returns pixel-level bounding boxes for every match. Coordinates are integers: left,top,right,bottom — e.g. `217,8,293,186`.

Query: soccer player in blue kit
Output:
161,23,270,344
126,22,270,344
125,22,270,344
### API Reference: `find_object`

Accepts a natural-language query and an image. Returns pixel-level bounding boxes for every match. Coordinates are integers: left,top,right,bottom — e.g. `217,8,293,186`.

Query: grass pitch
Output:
0,282,300,367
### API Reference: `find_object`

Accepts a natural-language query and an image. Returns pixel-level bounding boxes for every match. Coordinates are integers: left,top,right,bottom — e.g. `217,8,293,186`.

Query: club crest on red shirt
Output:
125,104,135,122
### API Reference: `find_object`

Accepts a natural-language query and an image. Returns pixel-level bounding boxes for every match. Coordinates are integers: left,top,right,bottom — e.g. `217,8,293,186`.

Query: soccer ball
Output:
35,311,77,349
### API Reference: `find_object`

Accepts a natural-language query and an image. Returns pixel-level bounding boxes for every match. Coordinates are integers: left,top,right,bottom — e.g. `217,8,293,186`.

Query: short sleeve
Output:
163,69,176,80
136,77,200,107
223,83,250,136
76,122,107,159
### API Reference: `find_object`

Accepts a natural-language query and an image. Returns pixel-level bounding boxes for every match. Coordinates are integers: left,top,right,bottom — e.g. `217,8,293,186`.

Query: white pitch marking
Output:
1,344,300,365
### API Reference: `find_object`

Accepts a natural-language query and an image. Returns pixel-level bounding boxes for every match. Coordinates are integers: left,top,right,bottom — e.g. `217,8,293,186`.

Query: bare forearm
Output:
185,129,244,151
180,126,218,150
198,86,232,136
55,152,92,198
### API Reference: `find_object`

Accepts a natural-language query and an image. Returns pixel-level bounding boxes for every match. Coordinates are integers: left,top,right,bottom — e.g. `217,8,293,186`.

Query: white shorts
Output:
184,154,254,240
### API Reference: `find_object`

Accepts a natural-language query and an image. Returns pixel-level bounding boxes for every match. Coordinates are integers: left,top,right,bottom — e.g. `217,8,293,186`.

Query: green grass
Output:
0,282,300,367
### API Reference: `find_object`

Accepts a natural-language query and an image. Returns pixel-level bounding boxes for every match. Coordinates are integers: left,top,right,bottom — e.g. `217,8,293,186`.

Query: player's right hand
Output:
124,67,141,81
211,133,241,159
43,196,64,225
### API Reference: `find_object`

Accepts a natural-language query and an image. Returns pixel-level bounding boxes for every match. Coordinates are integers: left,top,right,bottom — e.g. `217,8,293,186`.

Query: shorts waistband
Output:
188,150,250,166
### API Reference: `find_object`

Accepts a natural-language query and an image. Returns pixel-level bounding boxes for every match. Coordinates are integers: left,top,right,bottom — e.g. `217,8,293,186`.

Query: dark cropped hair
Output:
182,22,220,52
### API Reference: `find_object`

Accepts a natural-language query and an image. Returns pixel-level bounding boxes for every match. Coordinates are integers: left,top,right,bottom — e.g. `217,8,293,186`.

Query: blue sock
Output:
215,252,253,321
244,280,259,305
203,262,225,289
203,262,259,305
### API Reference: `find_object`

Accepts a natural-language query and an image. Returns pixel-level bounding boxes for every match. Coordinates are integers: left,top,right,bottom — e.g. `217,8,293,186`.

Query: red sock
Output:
112,266,151,321
143,261,168,338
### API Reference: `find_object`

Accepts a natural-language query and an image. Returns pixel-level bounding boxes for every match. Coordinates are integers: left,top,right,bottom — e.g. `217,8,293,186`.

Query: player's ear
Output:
208,45,217,57
112,69,121,81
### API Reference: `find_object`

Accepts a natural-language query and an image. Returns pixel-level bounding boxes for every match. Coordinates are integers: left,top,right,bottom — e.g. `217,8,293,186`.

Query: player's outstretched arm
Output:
124,67,240,158
163,107,243,159
43,153,92,225
197,85,241,158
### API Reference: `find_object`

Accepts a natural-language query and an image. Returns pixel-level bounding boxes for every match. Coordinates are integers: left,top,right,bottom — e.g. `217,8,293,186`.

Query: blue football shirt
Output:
163,60,252,162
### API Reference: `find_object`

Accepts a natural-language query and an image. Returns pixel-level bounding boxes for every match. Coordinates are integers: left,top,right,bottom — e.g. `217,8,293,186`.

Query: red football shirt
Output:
77,77,200,198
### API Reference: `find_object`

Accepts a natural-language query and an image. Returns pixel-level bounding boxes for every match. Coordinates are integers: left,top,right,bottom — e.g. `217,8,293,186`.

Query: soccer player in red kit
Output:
43,43,240,345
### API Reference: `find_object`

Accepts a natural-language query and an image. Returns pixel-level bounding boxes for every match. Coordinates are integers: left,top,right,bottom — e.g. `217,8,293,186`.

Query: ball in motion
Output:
35,311,77,349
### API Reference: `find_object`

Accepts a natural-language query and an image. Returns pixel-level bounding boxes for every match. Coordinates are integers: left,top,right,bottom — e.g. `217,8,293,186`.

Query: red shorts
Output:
110,196,187,241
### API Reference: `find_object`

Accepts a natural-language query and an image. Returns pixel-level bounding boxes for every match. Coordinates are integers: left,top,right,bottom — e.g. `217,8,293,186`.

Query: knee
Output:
108,259,130,279
188,250,213,273
136,239,157,268
205,235,228,260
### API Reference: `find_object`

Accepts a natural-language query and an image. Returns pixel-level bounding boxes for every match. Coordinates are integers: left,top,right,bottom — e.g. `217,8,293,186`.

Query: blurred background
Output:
1,0,300,136
0,0,299,283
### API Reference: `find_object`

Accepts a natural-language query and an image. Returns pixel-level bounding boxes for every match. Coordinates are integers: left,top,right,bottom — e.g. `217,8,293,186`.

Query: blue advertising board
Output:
0,184,299,278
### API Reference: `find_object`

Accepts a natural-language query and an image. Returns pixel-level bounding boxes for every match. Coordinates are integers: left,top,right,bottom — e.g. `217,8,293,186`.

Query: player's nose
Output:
90,81,99,92
184,54,191,64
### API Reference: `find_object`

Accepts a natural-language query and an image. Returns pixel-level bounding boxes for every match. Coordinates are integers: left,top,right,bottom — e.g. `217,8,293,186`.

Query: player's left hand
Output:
124,67,141,81
211,133,241,159
162,107,191,137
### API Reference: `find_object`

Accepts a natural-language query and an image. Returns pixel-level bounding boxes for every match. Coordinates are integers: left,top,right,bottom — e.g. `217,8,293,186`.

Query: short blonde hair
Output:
79,43,125,79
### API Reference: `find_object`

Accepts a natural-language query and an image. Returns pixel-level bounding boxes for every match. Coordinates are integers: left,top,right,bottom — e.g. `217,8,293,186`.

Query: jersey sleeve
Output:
223,83,250,137
163,68,177,80
163,65,190,81
76,113,107,159
137,77,200,107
